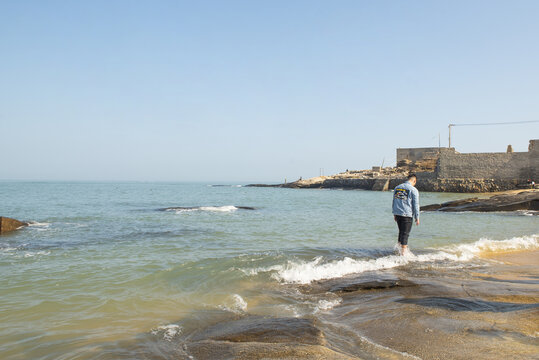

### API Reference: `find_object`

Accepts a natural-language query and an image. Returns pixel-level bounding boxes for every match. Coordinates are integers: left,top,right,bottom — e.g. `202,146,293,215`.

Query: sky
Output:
1,0,538,182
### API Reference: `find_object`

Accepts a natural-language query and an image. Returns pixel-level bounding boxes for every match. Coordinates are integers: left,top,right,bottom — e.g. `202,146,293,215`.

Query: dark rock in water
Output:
245,183,281,188
184,316,356,359
299,273,417,295
330,279,417,293
397,297,539,313
421,190,539,212
0,217,28,234
190,317,324,345
420,197,480,211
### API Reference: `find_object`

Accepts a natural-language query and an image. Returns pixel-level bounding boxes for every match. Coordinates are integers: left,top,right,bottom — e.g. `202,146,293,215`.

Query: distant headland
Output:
248,139,539,193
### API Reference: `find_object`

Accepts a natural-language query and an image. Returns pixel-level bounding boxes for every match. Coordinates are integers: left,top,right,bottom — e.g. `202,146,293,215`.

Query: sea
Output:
1,181,537,359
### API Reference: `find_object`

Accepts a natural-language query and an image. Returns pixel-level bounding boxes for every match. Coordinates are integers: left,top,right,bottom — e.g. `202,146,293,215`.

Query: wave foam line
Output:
27,221,51,227
447,234,538,255
168,205,239,213
252,235,538,284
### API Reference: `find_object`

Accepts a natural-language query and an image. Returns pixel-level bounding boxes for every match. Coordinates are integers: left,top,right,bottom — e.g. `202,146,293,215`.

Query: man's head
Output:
407,173,417,186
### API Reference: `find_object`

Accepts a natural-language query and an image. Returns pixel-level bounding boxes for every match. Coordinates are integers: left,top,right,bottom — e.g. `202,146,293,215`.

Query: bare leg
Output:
400,245,408,255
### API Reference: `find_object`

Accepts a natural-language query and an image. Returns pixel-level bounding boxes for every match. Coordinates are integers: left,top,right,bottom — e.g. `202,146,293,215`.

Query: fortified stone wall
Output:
437,142,538,181
396,147,442,162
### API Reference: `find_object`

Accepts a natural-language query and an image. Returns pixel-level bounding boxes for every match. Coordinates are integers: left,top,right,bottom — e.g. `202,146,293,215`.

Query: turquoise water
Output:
1,182,537,359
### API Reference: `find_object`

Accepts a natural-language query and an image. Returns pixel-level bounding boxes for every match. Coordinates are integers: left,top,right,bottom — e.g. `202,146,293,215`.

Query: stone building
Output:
396,139,539,192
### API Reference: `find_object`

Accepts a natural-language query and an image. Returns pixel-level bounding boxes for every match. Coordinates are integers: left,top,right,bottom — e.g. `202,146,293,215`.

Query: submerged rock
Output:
185,341,355,360
396,296,539,313
184,316,356,359
0,217,27,234
189,317,325,345
421,190,539,212
330,279,417,293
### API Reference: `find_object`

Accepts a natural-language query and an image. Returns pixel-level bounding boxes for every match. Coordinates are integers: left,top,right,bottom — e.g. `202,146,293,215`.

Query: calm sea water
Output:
1,182,537,359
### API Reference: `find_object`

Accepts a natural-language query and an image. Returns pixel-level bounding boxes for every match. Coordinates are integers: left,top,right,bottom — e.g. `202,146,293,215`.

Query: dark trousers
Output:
395,215,413,246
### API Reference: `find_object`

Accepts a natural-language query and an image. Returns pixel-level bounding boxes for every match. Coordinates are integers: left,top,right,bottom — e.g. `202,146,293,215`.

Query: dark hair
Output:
407,173,417,180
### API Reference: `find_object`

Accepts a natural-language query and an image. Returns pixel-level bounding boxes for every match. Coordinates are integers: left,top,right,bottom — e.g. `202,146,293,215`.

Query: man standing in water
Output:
392,173,420,255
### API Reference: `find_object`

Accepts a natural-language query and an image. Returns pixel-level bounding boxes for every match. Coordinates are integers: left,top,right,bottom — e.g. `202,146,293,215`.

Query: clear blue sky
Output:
1,1,538,182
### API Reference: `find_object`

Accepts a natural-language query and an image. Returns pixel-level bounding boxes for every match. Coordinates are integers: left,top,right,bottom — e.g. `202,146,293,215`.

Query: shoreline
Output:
486,248,539,266
145,245,539,359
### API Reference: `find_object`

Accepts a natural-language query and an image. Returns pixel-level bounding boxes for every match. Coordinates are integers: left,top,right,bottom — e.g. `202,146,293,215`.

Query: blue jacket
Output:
392,181,420,219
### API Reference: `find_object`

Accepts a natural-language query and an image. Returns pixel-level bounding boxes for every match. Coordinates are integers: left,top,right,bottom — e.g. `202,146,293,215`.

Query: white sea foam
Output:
27,221,51,227
447,234,538,255
249,235,539,284
1,246,18,252
515,210,538,216
151,324,182,341
24,251,51,258
271,256,410,284
219,294,248,313
199,205,238,212
27,222,51,231
174,205,239,214
315,298,342,312
240,264,283,276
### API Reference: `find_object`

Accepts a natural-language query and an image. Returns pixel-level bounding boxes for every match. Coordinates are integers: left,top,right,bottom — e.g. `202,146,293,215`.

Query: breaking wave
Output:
218,294,248,313
150,324,182,341
26,221,51,231
247,235,538,284
159,205,255,213
209,184,243,187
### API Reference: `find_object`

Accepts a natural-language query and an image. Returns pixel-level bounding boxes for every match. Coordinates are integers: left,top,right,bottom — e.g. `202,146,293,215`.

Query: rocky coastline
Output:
421,189,539,212
156,250,539,359
247,169,534,193
248,141,539,193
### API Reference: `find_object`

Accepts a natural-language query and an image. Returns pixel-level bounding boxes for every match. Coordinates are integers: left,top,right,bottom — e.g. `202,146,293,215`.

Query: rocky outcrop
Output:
249,140,538,193
184,316,355,359
0,217,27,234
371,179,390,191
248,176,527,193
421,190,539,212
247,169,408,191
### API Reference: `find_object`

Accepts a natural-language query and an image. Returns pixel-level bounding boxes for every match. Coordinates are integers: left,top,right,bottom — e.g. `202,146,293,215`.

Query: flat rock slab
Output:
185,340,357,360
330,279,417,293
189,317,325,345
421,190,539,212
185,316,357,359
0,217,28,234
397,296,539,313
298,272,417,295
